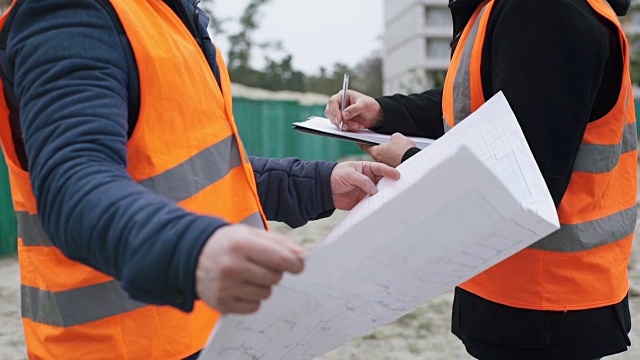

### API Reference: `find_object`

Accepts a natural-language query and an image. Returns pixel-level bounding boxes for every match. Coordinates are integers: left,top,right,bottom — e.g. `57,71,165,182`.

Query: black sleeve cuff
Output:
371,96,411,135
309,160,337,221
401,147,421,163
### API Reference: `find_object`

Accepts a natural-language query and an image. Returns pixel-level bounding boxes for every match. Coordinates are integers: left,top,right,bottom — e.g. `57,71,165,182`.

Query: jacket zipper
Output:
168,0,222,90
170,0,204,50
192,0,204,47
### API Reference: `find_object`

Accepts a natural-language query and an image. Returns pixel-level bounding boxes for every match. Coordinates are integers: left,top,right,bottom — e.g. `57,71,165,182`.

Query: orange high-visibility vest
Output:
443,0,637,311
0,1,268,358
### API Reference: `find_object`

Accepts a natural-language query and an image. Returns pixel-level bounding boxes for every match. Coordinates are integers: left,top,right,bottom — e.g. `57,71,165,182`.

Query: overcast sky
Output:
209,0,384,75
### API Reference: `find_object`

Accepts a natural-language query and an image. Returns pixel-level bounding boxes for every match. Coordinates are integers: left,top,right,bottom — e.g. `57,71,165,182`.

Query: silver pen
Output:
339,73,349,131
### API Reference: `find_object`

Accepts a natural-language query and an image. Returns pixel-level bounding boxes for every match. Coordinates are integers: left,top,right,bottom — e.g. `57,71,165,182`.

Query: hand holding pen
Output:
325,77,385,132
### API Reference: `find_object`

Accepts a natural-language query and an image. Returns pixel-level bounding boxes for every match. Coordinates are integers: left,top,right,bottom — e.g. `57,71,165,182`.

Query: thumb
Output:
345,170,379,196
262,230,306,258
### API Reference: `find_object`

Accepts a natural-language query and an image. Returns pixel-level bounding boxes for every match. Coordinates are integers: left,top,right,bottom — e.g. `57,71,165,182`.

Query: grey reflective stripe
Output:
16,211,52,247
572,141,618,174
529,204,637,252
139,135,242,202
18,135,249,247
18,205,264,248
241,211,265,228
452,5,487,125
622,122,638,154
443,118,452,133
573,122,638,173
573,84,636,174
21,281,147,327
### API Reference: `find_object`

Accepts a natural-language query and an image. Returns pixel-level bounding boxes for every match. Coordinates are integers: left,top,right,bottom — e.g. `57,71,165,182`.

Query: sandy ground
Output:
1,206,640,359
0,255,22,360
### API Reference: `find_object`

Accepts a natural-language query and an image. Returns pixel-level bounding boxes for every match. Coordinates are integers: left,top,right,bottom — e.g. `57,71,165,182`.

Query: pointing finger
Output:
365,162,401,181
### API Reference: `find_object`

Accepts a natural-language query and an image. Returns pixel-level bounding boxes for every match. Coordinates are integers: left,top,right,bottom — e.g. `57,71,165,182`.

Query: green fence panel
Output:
233,98,262,156
233,97,363,161
293,105,337,161
0,151,17,257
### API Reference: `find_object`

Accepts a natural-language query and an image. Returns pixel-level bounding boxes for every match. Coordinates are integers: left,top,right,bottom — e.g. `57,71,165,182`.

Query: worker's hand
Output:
358,133,417,168
195,224,305,314
325,90,384,132
331,161,401,209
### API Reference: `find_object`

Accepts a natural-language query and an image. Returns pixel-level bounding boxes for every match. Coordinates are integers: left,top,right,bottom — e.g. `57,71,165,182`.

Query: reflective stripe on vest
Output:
21,281,146,327
443,0,637,310
573,109,638,174
138,134,243,203
18,210,264,248
529,204,636,252
450,4,488,127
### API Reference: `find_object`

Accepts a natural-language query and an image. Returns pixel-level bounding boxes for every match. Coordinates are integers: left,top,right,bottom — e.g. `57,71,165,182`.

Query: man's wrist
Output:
401,147,421,163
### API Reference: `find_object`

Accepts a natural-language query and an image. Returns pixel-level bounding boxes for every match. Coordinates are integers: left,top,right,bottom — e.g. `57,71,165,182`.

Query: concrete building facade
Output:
383,0,452,95
383,0,640,96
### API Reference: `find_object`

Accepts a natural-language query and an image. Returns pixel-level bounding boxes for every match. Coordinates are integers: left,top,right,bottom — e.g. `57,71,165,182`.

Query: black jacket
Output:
375,0,628,208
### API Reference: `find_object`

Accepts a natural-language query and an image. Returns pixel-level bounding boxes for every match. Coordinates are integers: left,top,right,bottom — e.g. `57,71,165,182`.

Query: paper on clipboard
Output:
292,116,435,149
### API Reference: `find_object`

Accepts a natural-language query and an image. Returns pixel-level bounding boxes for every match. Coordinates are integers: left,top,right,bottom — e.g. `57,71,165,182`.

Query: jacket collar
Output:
608,0,630,16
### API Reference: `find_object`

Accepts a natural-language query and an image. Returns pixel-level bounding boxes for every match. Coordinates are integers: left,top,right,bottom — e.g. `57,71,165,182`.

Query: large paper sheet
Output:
293,116,435,149
198,92,560,360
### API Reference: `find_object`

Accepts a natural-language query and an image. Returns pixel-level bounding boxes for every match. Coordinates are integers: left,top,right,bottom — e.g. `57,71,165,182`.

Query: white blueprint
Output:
198,92,560,360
